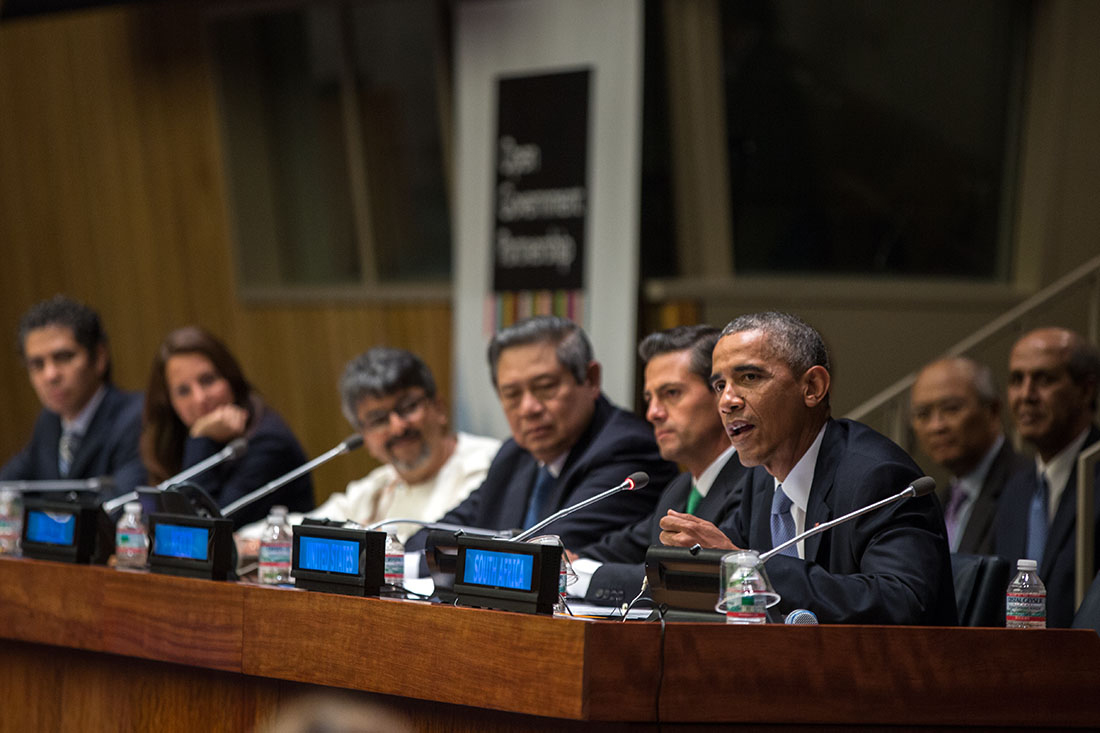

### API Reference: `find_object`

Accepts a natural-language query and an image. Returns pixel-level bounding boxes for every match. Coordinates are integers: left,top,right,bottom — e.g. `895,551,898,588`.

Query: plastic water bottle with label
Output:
115,501,148,569
0,487,22,555
384,532,405,587
258,506,292,585
1006,558,1046,629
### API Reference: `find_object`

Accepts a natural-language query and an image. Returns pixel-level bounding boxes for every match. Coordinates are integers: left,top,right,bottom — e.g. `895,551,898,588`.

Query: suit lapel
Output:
66,388,112,479
803,420,840,561
1041,426,1100,578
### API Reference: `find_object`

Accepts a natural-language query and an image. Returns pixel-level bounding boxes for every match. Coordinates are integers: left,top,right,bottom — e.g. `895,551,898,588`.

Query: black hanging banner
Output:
492,68,590,294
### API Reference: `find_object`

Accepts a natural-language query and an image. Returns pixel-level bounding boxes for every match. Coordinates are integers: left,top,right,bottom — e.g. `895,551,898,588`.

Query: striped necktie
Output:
58,430,80,477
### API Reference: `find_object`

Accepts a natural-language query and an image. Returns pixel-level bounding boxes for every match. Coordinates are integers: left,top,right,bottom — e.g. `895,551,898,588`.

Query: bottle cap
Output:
1017,559,1038,571
271,505,288,516
124,502,142,515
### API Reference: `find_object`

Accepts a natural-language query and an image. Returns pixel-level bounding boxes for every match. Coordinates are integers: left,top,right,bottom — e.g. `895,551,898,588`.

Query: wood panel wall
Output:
0,4,456,502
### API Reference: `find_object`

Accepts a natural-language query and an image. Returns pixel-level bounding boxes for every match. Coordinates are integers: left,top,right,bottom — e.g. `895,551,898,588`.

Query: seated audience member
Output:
994,327,1100,628
659,312,956,625
569,325,749,605
410,315,677,552
239,347,500,546
909,356,1028,554
1,295,144,497
140,326,313,528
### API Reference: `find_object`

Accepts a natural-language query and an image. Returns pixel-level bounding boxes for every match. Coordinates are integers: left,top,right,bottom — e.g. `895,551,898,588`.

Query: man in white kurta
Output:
238,348,500,545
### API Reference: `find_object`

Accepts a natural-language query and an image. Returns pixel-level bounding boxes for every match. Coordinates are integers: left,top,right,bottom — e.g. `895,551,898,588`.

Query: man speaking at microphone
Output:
412,315,677,552
659,312,957,625
567,325,750,606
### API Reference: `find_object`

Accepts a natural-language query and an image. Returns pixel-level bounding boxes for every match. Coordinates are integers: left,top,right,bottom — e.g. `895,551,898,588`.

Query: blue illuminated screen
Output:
297,536,360,575
462,548,534,591
26,510,76,546
153,524,210,561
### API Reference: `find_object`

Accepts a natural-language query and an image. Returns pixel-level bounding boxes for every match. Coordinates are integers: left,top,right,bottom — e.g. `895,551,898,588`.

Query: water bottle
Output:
0,487,22,555
1006,558,1046,629
115,501,148,569
384,532,404,587
258,506,292,585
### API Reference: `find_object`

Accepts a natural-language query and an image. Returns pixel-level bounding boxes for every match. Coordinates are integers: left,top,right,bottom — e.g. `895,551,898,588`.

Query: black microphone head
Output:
342,434,365,451
625,471,649,490
909,476,936,497
227,437,248,459
784,609,819,625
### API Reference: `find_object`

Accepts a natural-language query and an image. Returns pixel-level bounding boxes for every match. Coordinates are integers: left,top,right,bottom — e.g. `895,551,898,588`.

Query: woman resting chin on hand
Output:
139,326,315,528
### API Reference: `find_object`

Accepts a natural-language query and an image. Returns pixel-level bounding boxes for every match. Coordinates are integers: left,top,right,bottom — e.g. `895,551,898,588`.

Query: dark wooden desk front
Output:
2,556,1098,731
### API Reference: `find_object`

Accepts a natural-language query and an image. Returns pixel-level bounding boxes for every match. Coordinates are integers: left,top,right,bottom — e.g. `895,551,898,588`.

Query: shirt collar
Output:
693,446,736,499
542,451,569,479
61,385,107,436
1038,426,1092,498
773,423,828,513
955,434,1005,501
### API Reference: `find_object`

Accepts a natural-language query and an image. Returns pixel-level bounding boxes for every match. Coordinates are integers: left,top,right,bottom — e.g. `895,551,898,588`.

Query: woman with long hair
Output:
140,326,314,527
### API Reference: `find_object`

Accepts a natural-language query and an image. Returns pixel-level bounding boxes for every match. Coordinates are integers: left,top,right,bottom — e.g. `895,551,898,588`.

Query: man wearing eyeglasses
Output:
909,356,1027,554
238,347,500,546
415,315,678,551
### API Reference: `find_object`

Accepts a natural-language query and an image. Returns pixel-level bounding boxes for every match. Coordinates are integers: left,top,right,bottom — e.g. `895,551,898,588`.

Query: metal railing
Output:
846,253,1100,607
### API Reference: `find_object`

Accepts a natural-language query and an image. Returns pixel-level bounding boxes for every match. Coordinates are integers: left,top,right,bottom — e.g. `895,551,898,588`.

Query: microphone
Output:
512,471,649,542
102,438,249,514
364,517,513,537
759,476,936,562
221,434,364,517
784,608,819,625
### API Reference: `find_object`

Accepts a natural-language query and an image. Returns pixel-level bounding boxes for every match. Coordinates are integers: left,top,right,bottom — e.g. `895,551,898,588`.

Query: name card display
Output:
291,522,384,596
453,536,561,615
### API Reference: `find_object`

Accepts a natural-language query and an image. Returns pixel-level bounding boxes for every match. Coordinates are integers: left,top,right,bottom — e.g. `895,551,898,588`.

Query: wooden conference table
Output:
2,555,1099,731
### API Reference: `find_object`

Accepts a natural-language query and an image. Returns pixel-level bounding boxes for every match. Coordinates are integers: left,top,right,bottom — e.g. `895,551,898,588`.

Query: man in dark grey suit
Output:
994,327,1100,627
909,356,1028,554
568,325,749,606
0,295,144,498
659,312,956,624
415,315,677,552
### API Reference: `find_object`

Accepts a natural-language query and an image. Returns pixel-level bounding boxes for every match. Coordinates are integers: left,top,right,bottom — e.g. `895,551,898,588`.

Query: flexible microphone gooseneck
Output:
221,434,364,517
364,517,512,537
512,471,650,542
758,475,936,562
102,438,249,514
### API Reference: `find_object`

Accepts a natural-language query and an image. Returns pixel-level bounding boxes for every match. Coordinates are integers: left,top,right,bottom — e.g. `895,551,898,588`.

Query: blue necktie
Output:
1026,472,1049,566
770,485,798,558
523,465,554,530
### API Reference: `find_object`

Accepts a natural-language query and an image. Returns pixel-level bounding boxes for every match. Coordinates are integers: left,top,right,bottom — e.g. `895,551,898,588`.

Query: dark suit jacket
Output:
183,403,314,529
577,452,750,606
717,418,957,625
0,384,145,499
993,425,1100,628
413,394,678,552
943,438,1030,556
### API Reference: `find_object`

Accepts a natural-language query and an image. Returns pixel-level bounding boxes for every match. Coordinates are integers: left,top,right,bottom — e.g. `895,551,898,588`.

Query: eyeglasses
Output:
360,393,429,433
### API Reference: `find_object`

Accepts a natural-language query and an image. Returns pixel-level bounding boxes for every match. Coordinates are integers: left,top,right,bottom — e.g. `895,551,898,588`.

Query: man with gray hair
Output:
568,325,749,606
239,347,500,545
416,315,677,551
909,356,1028,554
660,312,956,624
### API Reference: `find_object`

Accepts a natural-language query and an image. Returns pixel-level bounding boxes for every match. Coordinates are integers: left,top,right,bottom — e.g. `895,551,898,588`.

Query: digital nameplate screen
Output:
25,509,77,546
462,548,535,591
297,535,360,575
153,523,210,561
